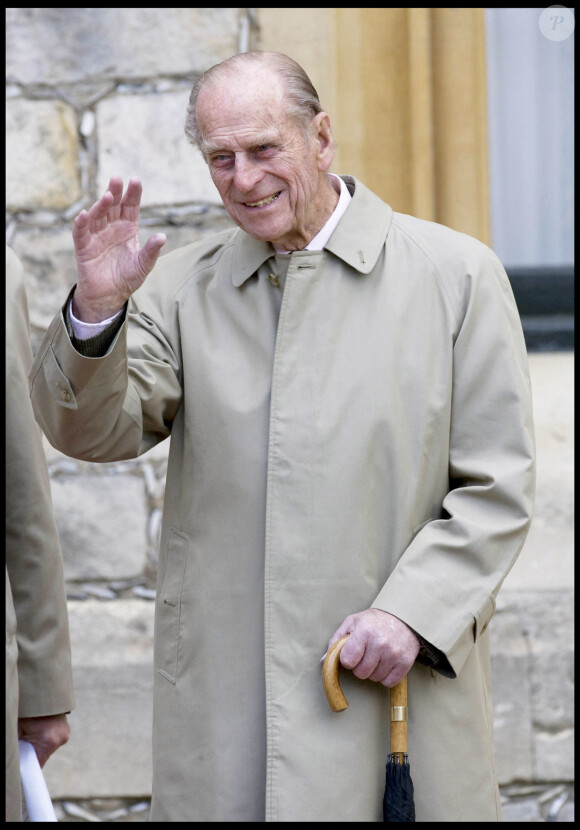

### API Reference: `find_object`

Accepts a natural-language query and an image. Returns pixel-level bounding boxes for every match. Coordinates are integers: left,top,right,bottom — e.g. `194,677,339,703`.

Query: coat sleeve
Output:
29,285,183,462
371,243,536,678
5,246,75,717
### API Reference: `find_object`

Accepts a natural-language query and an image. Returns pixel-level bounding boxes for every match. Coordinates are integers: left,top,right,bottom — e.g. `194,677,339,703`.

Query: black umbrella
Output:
322,635,416,821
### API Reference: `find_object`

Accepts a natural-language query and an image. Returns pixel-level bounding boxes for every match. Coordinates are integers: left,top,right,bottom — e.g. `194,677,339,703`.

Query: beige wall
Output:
258,7,490,244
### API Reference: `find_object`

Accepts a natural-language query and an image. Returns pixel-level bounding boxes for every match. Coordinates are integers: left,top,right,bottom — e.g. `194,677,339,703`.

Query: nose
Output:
233,153,263,193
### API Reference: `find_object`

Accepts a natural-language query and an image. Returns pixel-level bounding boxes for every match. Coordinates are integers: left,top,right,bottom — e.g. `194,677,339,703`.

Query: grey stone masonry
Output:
6,7,250,356
95,90,222,206
491,591,574,784
6,8,240,85
6,98,82,211
49,470,149,582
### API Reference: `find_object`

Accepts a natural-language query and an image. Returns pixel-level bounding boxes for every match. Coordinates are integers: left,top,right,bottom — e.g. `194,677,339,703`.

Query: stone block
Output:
6,8,239,85
43,600,154,798
491,649,534,783
500,798,542,822
136,439,171,467
490,590,574,784
529,651,574,731
96,91,221,206
6,98,81,211
42,437,80,470
50,473,148,581
533,729,575,782
557,799,575,821
502,352,573,593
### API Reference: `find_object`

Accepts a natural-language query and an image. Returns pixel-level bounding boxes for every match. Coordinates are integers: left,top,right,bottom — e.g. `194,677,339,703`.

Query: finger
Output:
325,614,367,668
86,189,116,232
72,209,90,247
107,175,124,195
380,664,408,688
324,624,354,663
368,655,394,683
138,233,167,276
106,176,124,222
339,632,367,671
36,749,49,768
120,178,144,222
107,203,121,223
349,643,386,680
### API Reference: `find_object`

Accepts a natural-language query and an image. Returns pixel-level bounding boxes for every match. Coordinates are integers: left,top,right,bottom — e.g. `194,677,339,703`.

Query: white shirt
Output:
275,173,352,253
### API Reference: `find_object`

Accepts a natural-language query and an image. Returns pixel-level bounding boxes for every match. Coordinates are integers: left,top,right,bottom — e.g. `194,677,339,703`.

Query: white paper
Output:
18,740,58,822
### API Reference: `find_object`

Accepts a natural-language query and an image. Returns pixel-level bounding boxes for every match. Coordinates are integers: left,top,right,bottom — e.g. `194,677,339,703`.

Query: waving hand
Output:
71,176,166,322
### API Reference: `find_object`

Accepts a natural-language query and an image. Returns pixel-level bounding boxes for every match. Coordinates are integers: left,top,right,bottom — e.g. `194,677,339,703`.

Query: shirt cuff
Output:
64,297,126,358
69,299,123,339
411,628,455,678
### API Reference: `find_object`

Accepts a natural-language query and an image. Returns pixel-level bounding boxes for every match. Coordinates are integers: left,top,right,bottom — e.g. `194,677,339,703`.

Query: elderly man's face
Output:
196,67,335,251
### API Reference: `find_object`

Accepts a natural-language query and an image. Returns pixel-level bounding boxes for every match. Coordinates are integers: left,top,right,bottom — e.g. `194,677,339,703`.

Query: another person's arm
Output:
6,247,75,763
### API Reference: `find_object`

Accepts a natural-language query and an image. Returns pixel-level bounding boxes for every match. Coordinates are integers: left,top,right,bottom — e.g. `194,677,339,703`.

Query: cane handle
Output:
322,634,350,712
323,634,409,750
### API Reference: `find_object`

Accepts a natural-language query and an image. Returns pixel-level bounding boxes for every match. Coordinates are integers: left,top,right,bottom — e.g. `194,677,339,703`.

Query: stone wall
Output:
6,8,573,821
6,7,252,353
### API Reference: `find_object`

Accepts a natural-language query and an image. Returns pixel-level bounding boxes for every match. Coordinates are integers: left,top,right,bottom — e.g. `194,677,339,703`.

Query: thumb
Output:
321,631,350,663
139,233,167,275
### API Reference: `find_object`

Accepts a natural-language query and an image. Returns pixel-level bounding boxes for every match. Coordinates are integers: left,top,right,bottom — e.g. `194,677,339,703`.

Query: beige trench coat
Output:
30,177,535,822
6,246,75,821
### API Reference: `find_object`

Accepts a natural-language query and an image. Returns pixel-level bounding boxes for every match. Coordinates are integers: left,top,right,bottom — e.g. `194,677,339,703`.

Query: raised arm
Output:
71,176,166,322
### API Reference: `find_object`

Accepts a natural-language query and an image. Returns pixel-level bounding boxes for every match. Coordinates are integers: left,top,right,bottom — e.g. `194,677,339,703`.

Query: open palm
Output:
72,176,166,322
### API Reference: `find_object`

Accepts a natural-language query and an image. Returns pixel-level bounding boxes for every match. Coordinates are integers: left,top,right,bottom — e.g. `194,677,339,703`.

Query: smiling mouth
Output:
244,192,281,208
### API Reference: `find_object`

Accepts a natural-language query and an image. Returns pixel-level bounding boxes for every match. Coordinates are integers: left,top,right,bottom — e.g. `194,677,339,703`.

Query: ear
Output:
313,112,335,172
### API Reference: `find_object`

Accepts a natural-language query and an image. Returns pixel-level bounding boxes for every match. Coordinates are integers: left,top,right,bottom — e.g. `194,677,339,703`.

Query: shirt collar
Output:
231,176,393,286
275,174,351,254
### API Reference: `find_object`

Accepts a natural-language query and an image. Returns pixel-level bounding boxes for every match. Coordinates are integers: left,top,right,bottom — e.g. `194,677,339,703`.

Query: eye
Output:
256,144,277,156
210,153,234,169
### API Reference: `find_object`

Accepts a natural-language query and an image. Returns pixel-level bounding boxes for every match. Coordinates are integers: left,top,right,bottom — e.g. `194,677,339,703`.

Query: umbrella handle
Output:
322,636,409,754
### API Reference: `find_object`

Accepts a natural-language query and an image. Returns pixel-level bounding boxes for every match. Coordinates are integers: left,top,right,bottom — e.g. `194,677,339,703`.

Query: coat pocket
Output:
156,527,189,684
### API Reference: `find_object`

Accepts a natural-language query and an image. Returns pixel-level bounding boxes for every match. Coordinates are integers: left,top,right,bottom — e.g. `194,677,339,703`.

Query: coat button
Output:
268,273,280,287
60,389,71,402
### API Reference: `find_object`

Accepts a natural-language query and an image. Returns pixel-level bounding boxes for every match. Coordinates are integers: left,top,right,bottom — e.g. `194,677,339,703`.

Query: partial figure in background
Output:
6,246,75,822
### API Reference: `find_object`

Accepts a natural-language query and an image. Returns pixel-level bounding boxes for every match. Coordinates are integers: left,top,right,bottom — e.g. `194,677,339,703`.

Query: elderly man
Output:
30,51,535,821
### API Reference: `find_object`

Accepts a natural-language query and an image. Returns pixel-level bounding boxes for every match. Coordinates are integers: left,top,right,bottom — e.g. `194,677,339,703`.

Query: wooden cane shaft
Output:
390,676,408,755
390,721,408,755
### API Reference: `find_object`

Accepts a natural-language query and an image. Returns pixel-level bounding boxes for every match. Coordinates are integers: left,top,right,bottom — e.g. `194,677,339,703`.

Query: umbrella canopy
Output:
322,635,416,822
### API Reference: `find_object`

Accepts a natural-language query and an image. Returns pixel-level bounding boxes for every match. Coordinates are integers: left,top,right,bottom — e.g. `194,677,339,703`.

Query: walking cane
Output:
322,634,416,821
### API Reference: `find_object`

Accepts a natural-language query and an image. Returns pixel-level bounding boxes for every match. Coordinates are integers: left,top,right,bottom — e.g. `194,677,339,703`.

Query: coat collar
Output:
230,176,393,287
